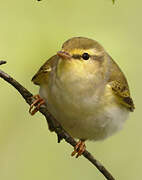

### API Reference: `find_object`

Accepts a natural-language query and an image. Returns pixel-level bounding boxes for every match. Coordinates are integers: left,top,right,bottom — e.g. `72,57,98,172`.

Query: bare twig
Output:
0,60,6,65
0,61,115,180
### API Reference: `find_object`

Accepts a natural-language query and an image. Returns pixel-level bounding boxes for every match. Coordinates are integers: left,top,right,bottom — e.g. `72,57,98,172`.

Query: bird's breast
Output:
39,62,129,140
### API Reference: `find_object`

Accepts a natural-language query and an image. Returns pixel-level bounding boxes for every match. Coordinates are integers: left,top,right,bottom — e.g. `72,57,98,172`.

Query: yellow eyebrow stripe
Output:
62,48,104,57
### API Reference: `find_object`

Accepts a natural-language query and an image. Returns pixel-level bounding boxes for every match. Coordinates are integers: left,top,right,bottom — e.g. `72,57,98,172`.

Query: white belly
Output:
40,79,129,141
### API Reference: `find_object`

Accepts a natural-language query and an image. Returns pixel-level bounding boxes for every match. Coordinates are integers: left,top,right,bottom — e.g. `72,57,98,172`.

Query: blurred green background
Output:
0,0,141,179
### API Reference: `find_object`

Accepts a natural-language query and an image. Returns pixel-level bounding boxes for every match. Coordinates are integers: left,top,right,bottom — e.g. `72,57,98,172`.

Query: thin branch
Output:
0,60,6,65
0,61,115,180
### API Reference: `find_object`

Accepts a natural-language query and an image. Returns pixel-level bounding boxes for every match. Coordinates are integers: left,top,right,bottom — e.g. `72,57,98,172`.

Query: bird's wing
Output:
107,55,135,112
109,80,135,111
32,55,58,85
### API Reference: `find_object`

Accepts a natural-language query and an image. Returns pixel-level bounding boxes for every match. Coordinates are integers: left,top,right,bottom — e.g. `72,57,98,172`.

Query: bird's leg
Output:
29,94,45,115
71,139,86,158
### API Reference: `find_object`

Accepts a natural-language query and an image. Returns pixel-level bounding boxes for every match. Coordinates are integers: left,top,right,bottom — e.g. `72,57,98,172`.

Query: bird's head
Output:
56,37,109,84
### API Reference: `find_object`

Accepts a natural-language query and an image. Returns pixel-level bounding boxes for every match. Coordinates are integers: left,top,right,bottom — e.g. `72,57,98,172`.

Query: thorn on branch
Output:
57,133,64,143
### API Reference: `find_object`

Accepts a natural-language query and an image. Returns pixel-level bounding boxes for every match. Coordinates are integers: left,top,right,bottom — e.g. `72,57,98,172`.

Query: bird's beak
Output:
57,51,71,59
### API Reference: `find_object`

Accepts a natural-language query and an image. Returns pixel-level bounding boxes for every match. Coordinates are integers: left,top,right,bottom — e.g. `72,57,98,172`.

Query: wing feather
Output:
32,55,58,85
107,55,135,112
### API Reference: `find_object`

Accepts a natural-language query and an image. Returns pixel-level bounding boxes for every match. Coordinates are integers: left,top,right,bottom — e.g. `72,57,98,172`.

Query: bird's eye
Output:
82,53,90,60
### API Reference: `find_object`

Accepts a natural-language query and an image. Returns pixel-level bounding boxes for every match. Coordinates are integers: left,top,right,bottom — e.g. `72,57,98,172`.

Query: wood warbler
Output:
29,37,135,157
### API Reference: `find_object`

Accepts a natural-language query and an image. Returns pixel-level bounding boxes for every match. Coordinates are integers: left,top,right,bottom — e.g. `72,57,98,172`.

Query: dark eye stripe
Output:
72,54,82,59
72,54,103,60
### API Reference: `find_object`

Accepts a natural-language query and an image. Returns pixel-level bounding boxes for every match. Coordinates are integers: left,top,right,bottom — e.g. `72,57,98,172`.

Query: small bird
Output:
30,37,135,157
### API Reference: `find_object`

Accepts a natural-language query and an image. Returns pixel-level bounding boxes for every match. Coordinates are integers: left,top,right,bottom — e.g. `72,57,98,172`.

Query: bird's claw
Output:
71,140,86,158
29,94,45,115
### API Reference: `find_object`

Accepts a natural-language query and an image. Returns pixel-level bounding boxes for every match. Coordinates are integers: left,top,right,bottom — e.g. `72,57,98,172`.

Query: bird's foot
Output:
29,94,45,115
71,140,86,158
